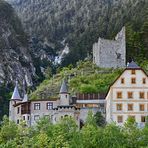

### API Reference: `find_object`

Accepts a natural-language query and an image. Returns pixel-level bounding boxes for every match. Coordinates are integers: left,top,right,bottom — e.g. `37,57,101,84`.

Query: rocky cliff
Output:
0,0,56,87
0,0,36,86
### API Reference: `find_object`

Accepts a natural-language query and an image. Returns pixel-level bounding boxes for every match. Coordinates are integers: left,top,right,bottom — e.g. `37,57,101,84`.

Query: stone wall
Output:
93,27,126,68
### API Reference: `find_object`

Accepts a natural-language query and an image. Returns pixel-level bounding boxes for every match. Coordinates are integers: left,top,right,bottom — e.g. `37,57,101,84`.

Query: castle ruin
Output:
93,27,126,68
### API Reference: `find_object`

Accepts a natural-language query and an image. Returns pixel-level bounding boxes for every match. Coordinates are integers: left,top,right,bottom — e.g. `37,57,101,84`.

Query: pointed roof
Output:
11,81,22,100
127,61,140,69
60,80,68,94
22,94,28,102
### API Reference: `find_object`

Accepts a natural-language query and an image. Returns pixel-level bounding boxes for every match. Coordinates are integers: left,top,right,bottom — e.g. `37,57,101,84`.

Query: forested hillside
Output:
8,0,148,66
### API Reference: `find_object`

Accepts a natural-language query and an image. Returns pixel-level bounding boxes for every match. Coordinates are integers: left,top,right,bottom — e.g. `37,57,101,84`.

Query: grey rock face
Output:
0,1,35,86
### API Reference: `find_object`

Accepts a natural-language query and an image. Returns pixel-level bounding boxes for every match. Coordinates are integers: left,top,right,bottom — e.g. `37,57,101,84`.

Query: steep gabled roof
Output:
105,61,148,99
60,80,68,94
22,94,28,102
11,81,22,100
127,61,140,69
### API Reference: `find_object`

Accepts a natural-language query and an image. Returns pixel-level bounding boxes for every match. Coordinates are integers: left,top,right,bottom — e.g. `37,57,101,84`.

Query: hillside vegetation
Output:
8,0,148,66
30,59,148,100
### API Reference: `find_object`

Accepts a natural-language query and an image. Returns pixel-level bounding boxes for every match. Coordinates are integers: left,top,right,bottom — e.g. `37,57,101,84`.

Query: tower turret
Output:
11,81,22,101
59,80,70,106
22,94,28,102
9,81,22,121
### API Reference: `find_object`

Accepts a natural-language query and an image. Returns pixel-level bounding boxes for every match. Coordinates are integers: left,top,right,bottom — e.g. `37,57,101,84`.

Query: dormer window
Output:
131,70,136,75
121,78,124,84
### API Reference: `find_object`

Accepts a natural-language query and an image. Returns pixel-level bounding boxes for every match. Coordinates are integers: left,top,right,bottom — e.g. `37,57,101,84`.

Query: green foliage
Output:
45,66,53,79
94,112,106,127
123,117,142,148
1,115,148,147
0,116,18,144
85,110,97,127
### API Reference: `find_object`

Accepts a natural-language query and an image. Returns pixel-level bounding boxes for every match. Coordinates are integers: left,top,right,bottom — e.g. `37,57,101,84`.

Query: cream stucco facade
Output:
106,62,148,127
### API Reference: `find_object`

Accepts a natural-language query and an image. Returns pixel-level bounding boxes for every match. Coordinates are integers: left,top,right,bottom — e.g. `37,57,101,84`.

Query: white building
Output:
106,61,148,127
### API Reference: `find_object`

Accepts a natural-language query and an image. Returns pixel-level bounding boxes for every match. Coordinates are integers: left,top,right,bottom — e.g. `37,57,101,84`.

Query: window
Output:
47,102,53,110
143,78,146,84
128,92,133,99
34,115,40,121
139,92,145,99
28,116,30,120
128,104,133,111
139,104,145,111
121,78,125,84
116,104,122,111
117,92,122,99
117,116,123,123
34,103,40,110
141,116,146,122
131,78,136,84
23,116,25,120
131,70,136,74
17,107,20,114
17,119,19,124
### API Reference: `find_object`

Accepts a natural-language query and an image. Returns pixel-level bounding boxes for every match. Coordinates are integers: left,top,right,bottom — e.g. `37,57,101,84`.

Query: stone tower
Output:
59,80,70,106
9,81,22,121
93,27,126,68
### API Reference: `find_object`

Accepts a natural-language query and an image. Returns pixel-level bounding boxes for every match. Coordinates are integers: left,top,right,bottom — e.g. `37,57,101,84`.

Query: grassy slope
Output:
30,60,148,100
30,61,123,100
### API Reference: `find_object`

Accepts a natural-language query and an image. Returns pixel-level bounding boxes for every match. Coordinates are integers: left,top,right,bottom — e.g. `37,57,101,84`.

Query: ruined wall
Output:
93,27,126,68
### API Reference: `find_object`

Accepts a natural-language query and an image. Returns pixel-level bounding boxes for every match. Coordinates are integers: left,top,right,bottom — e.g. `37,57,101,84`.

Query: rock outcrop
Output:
0,0,36,86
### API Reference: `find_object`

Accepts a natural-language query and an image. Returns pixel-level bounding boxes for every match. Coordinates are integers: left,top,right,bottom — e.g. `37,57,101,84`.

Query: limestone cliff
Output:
0,0,36,86
0,1,56,86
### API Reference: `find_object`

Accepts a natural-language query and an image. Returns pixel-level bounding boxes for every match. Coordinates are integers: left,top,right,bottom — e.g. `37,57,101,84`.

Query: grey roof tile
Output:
127,61,140,69
60,80,68,93
11,82,22,100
